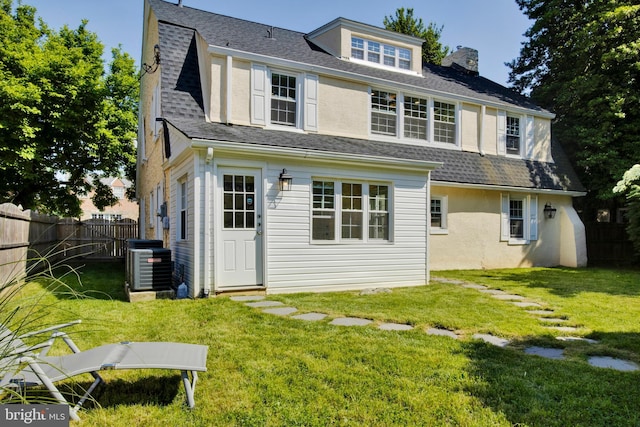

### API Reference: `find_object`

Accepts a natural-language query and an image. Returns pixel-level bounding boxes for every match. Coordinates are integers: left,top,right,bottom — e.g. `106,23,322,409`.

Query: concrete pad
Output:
524,346,565,360
461,284,488,290
491,294,525,301
556,336,599,344
588,356,639,371
379,323,413,331
426,328,459,339
330,317,372,327
245,300,284,308
512,301,542,308
473,333,510,348
291,312,328,321
263,307,298,316
230,295,265,302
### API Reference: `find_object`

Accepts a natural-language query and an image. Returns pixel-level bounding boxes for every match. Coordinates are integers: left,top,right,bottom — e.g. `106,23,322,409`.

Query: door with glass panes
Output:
218,168,263,287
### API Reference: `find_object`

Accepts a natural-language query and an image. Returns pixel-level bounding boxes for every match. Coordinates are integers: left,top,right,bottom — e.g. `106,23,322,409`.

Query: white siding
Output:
264,164,428,293
170,156,196,296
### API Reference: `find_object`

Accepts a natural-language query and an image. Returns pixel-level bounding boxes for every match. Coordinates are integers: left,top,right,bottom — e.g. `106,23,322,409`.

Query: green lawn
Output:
3,263,640,426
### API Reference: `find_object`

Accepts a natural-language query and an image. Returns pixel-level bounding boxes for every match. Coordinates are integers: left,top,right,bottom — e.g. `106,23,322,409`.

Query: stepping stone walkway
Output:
432,277,639,372
524,346,565,360
426,328,459,339
291,312,327,321
231,283,640,372
330,317,372,327
587,356,639,371
379,323,414,331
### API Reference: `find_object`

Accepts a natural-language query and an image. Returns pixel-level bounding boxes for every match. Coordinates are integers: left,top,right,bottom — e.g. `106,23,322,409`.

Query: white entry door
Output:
218,168,263,287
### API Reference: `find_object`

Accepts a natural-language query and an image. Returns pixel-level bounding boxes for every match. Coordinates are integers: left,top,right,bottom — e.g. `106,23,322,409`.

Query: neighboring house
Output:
137,0,587,297
60,175,138,221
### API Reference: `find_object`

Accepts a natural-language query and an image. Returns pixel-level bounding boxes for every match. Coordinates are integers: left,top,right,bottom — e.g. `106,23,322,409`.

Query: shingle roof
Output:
149,0,544,112
147,0,584,193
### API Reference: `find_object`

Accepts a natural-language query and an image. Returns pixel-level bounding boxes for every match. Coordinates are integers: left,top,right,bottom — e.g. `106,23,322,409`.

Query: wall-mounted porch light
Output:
543,203,557,219
278,169,293,192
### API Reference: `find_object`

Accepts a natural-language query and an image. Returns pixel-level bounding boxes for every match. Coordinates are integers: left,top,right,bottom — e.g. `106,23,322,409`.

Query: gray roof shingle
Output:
148,0,584,193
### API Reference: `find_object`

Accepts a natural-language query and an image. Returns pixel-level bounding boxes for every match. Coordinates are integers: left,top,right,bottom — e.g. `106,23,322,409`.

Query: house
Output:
78,177,138,221
137,0,587,297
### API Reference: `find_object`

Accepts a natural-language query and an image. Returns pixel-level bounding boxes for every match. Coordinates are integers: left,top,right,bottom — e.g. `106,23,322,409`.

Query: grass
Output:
3,263,640,426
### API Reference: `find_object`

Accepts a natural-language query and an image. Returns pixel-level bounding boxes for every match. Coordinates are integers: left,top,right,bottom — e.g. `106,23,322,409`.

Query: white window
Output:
150,83,161,137
312,181,335,241
251,64,318,131
498,111,534,158
351,37,364,60
351,37,411,71
371,90,397,136
149,190,155,228
271,73,297,127
500,194,538,244
430,196,448,234
404,96,428,140
369,185,389,240
312,180,391,243
506,115,521,155
433,100,457,144
178,179,188,240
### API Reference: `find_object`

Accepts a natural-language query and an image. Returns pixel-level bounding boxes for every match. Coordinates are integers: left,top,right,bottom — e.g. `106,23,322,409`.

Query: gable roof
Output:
146,0,585,194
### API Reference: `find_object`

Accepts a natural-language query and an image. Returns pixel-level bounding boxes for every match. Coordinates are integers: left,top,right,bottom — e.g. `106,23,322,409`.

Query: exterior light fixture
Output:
543,203,557,219
278,169,292,191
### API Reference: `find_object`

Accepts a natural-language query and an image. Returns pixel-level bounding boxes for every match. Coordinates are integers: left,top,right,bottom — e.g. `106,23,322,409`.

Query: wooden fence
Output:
57,218,138,259
1,203,138,285
584,222,636,266
0,203,59,284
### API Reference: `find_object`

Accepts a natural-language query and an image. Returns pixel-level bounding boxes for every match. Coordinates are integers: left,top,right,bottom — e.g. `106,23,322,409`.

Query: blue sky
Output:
24,0,531,86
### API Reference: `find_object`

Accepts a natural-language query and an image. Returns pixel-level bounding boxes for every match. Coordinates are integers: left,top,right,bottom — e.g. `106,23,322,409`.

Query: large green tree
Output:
507,1,640,205
384,7,449,65
0,0,138,217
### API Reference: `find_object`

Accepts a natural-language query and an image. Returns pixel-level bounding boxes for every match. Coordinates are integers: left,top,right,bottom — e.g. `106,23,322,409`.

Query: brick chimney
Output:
442,47,478,75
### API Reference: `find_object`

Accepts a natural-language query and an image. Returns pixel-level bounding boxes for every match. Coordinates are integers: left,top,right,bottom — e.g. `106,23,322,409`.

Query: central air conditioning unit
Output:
125,239,164,289
128,248,172,291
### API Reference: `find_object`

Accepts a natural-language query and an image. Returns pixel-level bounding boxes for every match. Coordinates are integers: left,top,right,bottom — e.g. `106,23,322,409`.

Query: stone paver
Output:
263,307,298,316
473,333,510,348
330,317,372,327
524,346,565,360
230,295,265,302
547,326,580,332
526,310,555,315
426,328,459,339
588,356,639,372
480,289,508,295
491,294,526,301
556,336,599,344
538,317,568,323
245,300,284,308
461,284,488,290
379,323,413,331
291,312,328,321
512,301,542,308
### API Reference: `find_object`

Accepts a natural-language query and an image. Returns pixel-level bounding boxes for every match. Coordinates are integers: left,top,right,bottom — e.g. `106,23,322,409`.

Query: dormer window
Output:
506,115,521,155
351,37,411,71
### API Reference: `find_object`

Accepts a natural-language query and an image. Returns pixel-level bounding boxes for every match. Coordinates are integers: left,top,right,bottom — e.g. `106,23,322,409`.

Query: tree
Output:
613,165,640,255
384,7,449,65
0,0,138,217
507,1,640,207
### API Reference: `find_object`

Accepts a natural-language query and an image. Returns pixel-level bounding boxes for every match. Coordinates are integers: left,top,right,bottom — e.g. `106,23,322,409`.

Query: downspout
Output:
226,55,233,124
479,105,486,156
426,171,431,283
